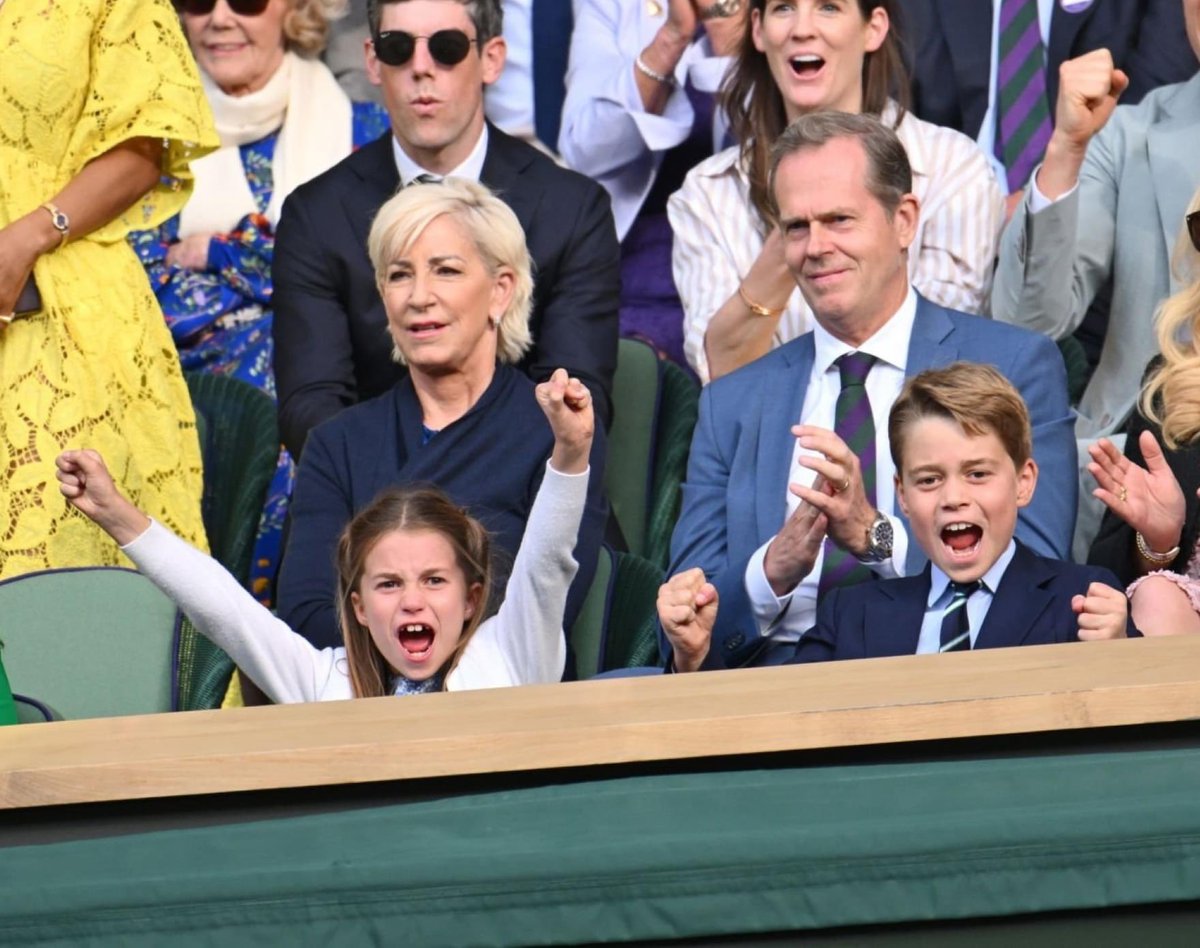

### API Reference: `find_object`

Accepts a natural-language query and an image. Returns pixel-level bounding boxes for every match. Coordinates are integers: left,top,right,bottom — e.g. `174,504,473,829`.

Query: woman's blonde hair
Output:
1140,188,1200,448
367,177,534,365
336,487,493,697
284,0,346,56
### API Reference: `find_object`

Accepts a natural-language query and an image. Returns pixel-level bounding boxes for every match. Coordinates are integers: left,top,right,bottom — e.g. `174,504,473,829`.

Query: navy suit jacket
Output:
667,295,1078,669
790,542,1134,662
906,0,1197,140
272,124,620,459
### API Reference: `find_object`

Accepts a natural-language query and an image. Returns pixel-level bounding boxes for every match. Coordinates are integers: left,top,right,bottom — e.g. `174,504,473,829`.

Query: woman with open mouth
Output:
669,0,1004,383
272,177,607,659
55,364,595,700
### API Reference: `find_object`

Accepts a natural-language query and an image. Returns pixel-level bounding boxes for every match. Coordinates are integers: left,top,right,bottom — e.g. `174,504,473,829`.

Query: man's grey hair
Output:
366,0,503,43
768,111,913,218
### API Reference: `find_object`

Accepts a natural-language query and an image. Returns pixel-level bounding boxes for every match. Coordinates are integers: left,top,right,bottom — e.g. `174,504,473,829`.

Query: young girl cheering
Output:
55,369,594,701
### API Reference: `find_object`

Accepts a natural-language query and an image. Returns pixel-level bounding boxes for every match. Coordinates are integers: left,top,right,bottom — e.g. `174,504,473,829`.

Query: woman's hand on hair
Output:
537,368,593,476
56,449,151,546
1088,431,1185,553
658,567,717,673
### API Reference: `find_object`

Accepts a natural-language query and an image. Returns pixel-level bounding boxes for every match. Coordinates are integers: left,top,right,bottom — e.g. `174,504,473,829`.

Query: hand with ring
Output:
1087,431,1185,554
788,424,878,558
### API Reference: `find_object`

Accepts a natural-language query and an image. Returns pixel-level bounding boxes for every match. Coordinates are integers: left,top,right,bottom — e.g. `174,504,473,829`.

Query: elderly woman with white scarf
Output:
130,0,387,601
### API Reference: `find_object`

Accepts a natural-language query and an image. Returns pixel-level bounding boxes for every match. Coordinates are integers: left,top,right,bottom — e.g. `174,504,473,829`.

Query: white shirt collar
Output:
927,539,1018,607
391,123,489,186
811,283,919,376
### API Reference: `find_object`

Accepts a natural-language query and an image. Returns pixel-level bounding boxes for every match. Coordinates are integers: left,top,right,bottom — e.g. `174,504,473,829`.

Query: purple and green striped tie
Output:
996,0,1053,193
818,351,877,596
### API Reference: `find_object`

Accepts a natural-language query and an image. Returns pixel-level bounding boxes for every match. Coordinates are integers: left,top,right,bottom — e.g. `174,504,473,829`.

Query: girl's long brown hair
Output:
335,487,493,697
722,0,911,229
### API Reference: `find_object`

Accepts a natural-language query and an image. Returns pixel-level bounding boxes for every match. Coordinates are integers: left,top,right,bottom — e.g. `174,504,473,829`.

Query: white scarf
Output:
179,51,353,237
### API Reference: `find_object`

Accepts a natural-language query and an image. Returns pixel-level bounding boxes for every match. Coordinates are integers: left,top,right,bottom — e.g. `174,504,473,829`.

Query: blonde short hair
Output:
284,0,346,56
367,177,534,366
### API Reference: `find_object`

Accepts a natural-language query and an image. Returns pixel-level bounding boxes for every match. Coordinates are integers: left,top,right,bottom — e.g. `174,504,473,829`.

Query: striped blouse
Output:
668,104,1005,383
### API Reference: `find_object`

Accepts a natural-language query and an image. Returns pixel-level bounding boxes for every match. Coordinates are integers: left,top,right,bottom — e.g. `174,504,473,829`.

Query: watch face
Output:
870,514,894,558
52,212,68,231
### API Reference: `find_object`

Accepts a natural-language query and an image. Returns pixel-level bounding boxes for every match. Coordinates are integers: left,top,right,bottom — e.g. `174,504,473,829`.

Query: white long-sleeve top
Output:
558,0,732,239
121,464,588,702
668,104,1004,383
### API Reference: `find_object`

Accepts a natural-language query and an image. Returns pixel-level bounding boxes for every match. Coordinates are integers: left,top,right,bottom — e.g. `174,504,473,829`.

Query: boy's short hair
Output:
889,362,1032,471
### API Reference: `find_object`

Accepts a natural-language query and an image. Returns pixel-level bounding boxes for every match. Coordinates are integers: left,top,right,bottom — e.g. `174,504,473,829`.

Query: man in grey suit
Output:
667,112,1076,670
991,0,1200,552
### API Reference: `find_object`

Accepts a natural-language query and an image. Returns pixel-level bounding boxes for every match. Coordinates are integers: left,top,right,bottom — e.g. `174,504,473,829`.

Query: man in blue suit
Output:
666,111,1077,670
660,362,1131,671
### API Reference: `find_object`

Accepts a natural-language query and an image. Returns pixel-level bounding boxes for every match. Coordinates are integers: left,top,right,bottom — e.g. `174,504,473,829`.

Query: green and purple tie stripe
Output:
939,580,983,652
818,352,877,596
996,0,1052,193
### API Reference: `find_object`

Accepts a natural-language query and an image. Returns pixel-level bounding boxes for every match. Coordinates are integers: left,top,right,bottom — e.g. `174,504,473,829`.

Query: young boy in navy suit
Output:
662,363,1135,672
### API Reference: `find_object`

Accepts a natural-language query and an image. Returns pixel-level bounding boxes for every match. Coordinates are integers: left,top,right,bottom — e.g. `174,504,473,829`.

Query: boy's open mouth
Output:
397,623,435,659
941,522,983,556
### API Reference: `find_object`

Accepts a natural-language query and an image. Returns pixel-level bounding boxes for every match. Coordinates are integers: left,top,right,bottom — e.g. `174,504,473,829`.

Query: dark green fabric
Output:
5,747,1200,945
1057,335,1090,407
0,647,17,726
182,372,278,710
605,339,661,560
569,545,614,680
646,359,699,571
603,551,664,671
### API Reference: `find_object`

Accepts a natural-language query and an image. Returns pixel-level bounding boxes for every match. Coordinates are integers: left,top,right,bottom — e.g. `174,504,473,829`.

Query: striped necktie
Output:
818,351,877,595
406,173,440,187
995,0,1053,193
939,580,983,652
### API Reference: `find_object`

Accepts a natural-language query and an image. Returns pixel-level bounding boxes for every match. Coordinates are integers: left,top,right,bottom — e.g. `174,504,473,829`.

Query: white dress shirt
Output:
485,0,536,142
742,286,919,642
915,540,1017,653
559,0,732,238
977,0,1056,192
669,104,1004,382
391,123,489,185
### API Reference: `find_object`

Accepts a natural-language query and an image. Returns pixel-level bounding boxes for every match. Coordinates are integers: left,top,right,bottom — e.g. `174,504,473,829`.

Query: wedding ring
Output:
835,477,850,494
1118,485,1128,504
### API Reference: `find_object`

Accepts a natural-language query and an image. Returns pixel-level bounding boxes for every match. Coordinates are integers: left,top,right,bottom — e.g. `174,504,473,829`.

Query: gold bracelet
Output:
737,284,784,319
1136,531,1180,565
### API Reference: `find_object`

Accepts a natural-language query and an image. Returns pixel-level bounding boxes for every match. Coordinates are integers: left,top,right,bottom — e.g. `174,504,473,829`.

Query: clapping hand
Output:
1088,430,1185,555
658,567,718,673
536,368,593,476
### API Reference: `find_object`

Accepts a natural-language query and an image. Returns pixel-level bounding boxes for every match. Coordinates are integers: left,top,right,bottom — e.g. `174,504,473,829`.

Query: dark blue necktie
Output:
532,0,573,150
939,580,983,652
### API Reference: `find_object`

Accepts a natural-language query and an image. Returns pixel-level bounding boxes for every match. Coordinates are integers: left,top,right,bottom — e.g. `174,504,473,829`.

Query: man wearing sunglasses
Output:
272,0,619,461
992,0,1200,558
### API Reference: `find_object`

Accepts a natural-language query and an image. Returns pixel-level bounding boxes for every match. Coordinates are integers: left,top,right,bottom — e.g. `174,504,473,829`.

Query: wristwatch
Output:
861,511,894,563
698,0,742,20
41,202,70,248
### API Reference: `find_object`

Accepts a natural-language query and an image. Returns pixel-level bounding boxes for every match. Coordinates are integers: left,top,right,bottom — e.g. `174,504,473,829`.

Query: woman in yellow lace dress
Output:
0,0,218,576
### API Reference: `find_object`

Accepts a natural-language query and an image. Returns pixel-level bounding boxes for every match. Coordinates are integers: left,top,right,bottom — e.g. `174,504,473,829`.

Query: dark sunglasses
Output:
373,29,475,68
173,0,271,15
1188,210,1200,253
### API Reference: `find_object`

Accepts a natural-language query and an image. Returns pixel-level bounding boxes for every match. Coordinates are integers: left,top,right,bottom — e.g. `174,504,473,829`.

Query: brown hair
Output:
335,487,493,697
284,0,346,56
723,0,910,229
889,362,1032,473
769,111,912,218
366,0,503,42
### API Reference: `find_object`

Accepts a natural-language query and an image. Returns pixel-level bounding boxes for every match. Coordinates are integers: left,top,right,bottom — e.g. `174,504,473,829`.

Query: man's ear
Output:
892,193,920,252
479,35,506,86
364,36,383,86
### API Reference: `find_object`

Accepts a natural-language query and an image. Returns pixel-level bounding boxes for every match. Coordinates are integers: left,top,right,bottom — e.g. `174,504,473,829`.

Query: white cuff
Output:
1028,167,1078,214
744,538,794,635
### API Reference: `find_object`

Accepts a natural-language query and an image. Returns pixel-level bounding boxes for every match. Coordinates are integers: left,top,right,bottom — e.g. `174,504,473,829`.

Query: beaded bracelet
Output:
1136,531,1180,566
634,54,673,86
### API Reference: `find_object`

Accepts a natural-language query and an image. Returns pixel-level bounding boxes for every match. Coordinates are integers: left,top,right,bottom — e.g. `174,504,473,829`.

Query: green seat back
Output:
1057,335,1090,407
646,359,699,570
605,339,661,559
569,545,614,680
602,551,665,672
182,372,279,711
0,568,180,719
0,646,16,726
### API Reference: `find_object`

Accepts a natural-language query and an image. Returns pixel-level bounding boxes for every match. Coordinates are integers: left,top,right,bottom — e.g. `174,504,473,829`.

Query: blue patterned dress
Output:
130,101,389,603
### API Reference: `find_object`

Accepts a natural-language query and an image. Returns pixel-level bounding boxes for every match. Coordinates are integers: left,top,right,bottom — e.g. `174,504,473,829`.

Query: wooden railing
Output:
4,635,1200,809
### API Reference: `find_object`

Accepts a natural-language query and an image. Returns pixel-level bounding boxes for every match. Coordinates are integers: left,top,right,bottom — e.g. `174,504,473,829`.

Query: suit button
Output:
726,632,746,651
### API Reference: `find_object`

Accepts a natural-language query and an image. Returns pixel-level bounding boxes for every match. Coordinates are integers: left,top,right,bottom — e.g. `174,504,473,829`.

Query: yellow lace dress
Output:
0,0,218,576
